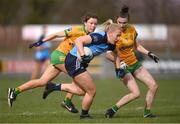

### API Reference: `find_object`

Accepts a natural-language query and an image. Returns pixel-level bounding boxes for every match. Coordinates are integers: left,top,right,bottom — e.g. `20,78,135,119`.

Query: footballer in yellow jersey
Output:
56,26,87,54
116,25,138,66
105,5,159,119
8,13,98,114
51,26,88,65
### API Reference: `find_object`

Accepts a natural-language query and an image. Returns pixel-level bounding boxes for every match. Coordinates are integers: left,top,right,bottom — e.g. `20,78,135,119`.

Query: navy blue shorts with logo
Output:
65,53,87,77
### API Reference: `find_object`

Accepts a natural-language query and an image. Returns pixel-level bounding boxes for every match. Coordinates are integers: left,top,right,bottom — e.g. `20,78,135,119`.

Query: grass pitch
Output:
0,75,180,123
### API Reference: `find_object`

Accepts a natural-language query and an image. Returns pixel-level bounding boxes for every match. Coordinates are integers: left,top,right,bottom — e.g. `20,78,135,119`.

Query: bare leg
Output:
116,73,140,108
64,93,74,100
133,66,158,110
105,73,140,118
74,71,96,111
18,64,60,92
61,82,85,96
60,80,80,113
63,81,77,100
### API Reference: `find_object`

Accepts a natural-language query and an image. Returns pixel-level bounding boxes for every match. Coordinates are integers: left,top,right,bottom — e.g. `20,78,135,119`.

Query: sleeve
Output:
64,27,73,37
89,33,105,44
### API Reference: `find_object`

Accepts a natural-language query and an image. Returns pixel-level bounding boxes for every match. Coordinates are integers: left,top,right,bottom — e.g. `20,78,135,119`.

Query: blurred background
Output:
1,1,180,123
0,0,180,78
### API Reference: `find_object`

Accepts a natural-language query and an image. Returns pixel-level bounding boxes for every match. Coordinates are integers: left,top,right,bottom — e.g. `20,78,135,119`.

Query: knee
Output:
91,87,96,97
87,87,96,97
132,90,140,99
92,88,96,97
149,83,158,92
77,89,86,96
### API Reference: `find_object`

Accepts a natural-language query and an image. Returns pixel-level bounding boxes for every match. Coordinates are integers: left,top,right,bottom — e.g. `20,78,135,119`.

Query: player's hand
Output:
115,68,125,79
120,61,128,69
81,55,91,63
148,51,159,63
29,41,44,48
80,55,91,68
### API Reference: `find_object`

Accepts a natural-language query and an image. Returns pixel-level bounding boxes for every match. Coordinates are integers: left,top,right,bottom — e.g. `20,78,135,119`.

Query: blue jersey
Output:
70,31,115,57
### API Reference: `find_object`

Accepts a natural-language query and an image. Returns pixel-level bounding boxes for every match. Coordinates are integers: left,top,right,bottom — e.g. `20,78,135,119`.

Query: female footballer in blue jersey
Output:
42,20,122,118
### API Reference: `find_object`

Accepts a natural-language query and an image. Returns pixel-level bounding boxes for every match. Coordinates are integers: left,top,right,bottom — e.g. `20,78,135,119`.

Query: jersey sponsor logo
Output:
59,56,65,62
75,58,81,70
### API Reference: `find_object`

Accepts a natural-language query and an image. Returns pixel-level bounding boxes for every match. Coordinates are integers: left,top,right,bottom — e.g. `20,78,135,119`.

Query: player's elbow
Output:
105,52,115,62
75,37,83,46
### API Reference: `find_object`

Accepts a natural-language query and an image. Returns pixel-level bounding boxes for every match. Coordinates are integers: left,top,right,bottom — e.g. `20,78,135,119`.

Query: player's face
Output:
84,18,98,33
108,29,121,44
117,17,128,31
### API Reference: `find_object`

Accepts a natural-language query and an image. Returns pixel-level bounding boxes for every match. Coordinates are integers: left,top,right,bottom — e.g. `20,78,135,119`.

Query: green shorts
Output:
50,50,66,65
124,61,142,74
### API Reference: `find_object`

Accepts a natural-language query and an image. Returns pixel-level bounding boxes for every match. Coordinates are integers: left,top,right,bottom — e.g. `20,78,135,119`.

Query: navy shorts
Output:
65,53,87,77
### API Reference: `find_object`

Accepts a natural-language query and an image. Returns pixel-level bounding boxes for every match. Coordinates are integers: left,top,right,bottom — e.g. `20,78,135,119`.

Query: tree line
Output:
0,0,179,25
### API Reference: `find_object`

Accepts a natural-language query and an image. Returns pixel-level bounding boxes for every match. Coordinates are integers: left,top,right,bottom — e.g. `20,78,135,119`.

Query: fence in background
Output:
0,25,180,77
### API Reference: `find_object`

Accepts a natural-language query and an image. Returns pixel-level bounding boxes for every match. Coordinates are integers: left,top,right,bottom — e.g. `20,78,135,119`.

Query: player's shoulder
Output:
72,25,84,32
89,31,107,43
91,31,106,37
126,24,136,32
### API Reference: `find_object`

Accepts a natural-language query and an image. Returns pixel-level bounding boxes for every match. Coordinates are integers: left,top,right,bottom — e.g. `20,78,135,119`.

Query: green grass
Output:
1,75,180,123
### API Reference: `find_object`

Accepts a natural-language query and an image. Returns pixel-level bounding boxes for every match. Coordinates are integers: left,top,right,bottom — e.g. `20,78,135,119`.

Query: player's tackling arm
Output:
135,40,159,63
42,31,66,42
105,51,116,62
75,35,92,57
135,41,149,55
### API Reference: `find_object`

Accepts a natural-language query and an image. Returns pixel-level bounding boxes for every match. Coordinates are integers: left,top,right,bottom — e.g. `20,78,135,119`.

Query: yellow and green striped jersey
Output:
56,26,87,54
116,25,138,65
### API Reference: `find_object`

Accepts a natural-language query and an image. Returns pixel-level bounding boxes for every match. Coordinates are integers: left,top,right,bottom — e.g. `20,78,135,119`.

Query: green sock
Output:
111,105,119,112
64,98,72,106
144,109,151,115
14,88,21,95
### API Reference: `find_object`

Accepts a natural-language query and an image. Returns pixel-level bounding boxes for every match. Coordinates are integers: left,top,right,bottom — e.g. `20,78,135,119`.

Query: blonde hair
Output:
101,19,120,32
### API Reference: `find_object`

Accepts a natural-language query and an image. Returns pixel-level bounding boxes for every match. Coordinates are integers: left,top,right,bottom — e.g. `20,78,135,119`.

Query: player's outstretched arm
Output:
42,31,66,42
135,41,159,63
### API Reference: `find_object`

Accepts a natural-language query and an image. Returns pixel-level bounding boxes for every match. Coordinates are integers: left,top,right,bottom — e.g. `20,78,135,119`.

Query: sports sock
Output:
14,88,21,95
52,83,61,91
81,109,89,115
144,109,151,115
64,97,72,106
111,105,119,112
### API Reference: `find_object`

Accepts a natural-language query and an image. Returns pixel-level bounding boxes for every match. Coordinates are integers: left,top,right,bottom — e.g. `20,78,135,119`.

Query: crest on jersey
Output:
67,28,72,32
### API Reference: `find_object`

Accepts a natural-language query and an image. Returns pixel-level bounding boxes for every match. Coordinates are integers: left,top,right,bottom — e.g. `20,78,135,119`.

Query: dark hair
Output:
81,12,98,23
119,5,129,19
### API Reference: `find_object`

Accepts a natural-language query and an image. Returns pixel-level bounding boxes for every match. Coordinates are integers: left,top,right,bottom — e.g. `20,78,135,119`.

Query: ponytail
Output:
102,19,113,32
100,19,121,33
119,5,129,19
